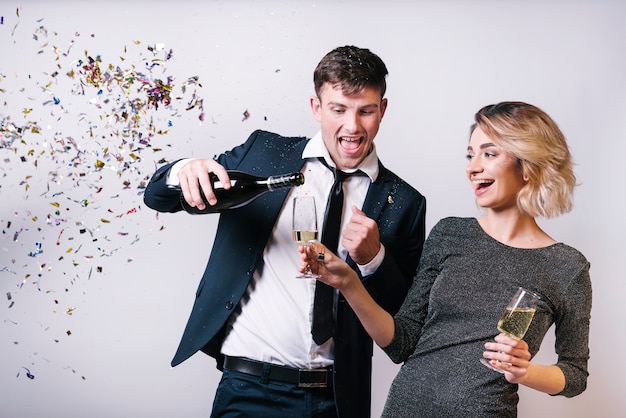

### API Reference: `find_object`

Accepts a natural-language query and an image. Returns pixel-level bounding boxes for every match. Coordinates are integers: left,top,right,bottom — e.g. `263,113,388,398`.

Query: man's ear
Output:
380,97,388,120
310,95,322,122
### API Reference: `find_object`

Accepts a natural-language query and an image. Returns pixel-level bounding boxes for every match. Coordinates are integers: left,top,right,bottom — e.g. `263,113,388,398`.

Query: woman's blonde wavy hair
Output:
472,102,576,218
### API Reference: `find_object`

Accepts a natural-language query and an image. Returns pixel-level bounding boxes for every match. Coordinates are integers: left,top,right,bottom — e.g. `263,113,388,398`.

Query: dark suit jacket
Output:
143,130,426,418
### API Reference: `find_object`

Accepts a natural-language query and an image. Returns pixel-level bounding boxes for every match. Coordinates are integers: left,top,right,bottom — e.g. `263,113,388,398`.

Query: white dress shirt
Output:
173,132,384,368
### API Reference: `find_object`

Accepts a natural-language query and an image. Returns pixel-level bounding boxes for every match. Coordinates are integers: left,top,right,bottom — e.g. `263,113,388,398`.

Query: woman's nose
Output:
466,158,482,174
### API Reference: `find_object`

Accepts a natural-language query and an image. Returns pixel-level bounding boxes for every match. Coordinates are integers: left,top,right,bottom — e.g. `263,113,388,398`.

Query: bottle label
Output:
213,179,238,189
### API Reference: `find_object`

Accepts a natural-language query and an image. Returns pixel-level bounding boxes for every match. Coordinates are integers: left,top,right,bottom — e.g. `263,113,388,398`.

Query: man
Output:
143,45,426,418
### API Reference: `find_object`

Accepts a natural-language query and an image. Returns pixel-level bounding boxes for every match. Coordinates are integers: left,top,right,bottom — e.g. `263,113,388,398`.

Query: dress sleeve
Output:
382,219,447,363
553,254,592,397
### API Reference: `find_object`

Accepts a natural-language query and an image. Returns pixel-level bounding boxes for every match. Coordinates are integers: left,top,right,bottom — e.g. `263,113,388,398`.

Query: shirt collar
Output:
302,131,379,181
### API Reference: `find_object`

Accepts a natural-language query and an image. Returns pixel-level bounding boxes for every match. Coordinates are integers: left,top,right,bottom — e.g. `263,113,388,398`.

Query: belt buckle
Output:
297,368,328,388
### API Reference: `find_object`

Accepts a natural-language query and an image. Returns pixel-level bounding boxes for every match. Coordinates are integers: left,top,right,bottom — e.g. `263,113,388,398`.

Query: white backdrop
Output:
1,1,624,417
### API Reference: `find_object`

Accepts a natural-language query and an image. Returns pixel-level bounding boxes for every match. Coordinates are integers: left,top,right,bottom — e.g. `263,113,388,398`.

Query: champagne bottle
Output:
179,170,304,214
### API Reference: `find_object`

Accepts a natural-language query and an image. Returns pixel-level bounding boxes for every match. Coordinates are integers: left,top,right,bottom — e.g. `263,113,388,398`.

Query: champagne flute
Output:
292,196,320,279
480,286,540,372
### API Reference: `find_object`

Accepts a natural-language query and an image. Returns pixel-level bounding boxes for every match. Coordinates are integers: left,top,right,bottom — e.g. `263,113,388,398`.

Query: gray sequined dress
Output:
381,217,591,418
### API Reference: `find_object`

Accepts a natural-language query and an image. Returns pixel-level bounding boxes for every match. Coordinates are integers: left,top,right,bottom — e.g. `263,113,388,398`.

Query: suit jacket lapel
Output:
346,162,397,269
361,162,396,224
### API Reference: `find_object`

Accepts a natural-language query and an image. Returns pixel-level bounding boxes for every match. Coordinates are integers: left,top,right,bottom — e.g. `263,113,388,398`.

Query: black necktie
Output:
312,158,359,344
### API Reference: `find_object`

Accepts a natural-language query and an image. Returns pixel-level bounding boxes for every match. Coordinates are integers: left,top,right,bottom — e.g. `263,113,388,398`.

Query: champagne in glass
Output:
292,230,319,244
480,287,540,372
292,196,320,279
497,306,537,340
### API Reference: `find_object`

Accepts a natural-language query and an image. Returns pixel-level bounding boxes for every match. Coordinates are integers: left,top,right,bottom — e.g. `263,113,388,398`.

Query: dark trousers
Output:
210,368,338,418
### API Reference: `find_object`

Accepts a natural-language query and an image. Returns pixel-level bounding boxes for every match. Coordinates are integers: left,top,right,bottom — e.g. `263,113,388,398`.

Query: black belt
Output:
223,356,331,388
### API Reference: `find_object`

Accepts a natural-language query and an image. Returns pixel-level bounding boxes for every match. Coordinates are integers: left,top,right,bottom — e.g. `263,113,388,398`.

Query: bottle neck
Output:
267,173,305,191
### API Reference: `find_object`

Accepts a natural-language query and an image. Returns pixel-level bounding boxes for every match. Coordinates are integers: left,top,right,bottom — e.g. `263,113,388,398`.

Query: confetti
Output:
1,9,206,379
28,242,43,257
17,367,35,380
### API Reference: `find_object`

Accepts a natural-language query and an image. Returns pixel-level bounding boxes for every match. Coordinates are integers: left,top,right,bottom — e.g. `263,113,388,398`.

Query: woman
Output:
300,101,592,417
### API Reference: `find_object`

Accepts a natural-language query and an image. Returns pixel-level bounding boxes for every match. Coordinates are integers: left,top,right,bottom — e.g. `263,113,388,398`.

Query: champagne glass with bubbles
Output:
480,287,540,372
292,196,320,279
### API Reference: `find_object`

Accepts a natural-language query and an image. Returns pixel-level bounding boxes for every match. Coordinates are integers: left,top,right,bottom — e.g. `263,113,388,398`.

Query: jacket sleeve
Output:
143,159,185,213
142,130,273,213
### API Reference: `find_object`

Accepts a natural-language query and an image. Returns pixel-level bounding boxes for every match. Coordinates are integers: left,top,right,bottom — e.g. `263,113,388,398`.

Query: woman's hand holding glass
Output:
483,333,533,380
481,287,539,377
298,242,357,291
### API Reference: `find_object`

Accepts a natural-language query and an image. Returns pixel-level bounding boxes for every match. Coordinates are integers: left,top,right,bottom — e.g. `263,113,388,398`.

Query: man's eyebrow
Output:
326,102,380,109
